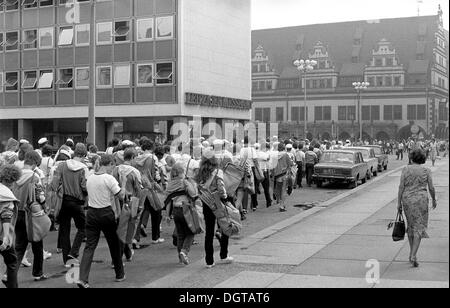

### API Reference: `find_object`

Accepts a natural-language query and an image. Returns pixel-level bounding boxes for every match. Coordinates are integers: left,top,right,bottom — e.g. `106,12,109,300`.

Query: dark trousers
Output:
173,207,194,254
261,170,272,205
15,211,44,277
58,197,86,263
251,167,259,209
296,162,303,187
119,242,133,260
203,203,229,266
305,163,315,186
0,245,18,288
135,199,162,241
79,207,124,283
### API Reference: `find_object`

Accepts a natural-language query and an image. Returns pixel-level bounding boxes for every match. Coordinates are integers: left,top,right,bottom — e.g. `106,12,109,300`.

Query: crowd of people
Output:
0,134,448,288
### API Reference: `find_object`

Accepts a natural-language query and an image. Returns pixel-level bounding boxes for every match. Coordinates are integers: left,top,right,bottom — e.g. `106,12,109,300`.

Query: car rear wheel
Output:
349,177,358,189
384,164,388,171
373,169,378,177
362,174,367,184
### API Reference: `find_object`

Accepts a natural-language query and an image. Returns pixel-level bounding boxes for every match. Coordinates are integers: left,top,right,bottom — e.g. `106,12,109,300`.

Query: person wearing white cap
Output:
36,137,49,158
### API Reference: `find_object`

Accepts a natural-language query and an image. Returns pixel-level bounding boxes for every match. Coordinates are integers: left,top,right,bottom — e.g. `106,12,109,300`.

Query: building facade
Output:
251,12,449,141
0,0,252,149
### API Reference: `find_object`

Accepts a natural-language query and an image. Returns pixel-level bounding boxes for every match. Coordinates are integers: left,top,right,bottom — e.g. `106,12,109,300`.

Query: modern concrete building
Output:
0,0,252,149
251,11,448,141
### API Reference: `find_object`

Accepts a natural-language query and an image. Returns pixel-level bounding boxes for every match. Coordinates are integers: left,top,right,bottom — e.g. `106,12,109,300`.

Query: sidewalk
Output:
145,158,449,288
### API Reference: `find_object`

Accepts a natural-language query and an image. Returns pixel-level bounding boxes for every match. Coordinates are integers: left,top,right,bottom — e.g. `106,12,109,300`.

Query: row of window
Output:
371,57,397,67
254,104,427,122
0,0,114,12
0,62,173,92
366,75,402,87
252,80,273,91
278,78,334,90
0,16,174,51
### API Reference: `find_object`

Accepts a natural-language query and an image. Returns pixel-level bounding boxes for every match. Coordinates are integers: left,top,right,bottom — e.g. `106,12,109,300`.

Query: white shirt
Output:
239,147,257,167
256,150,270,171
86,173,121,209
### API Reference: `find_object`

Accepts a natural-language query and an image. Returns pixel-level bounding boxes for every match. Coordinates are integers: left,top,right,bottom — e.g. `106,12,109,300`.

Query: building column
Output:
95,119,106,151
105,121,114,148
172,117,189,143
18,120,33,144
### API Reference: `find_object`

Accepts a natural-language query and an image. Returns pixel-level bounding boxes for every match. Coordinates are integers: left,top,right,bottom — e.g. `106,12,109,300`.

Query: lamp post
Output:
352,81,370,143
294,59,317,139
87,0,97,145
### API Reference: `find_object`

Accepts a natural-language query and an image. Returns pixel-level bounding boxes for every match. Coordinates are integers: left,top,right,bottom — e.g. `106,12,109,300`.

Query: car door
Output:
357,152,366,178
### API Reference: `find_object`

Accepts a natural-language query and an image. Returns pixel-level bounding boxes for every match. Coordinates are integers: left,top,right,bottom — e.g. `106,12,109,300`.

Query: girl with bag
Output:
164,163,200,265
197,154,234,269
397,149,437,268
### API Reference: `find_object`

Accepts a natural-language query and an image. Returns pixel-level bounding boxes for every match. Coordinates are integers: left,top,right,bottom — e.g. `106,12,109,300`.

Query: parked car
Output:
313,150,369,189
365,145,389,172
345,147,378,178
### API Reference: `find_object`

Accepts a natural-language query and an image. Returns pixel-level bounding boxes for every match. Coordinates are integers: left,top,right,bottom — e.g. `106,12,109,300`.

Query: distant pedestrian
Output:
397,149,437,268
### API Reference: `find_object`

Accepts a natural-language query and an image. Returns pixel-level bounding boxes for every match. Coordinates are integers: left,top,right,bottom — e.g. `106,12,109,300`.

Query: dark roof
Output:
252,15,440,77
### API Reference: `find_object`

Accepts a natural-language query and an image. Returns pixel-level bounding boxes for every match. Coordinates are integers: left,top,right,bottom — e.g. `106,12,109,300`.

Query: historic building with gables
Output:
251,10,448,141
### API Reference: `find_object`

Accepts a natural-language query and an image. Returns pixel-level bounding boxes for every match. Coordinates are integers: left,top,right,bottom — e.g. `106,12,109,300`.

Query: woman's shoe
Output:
411,257,419,268
21,258,32,268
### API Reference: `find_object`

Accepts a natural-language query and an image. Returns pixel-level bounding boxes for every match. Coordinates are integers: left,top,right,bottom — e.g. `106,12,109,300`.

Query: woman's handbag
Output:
212,192,242,237
46,183,63,221
183,200,204,235
25,180,51,242
253,159,265,182
117,203,132,244
222,163,245,196
388,210,406,242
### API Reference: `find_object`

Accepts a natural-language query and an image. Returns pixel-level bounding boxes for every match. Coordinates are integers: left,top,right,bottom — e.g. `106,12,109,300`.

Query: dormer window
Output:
386,58,393,66
375,58,383,66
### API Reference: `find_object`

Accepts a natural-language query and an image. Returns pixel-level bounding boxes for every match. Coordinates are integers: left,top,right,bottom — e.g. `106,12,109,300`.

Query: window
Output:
376,76,383,87
384,105,393,121
367,77,375,87
5,72,19,91
75,24,90,46
312,80,317,88
22,70,38,89
338,106,347,121
137,63,153,86
252,81,258,90
97,22,112,45
262,108,271,122
58,26,74,46
407,105,416,120
114,64,130,86
439,102,448,121
39,27,54,49
137,18,153,41
385,76,392,86
23,29,38,49
291,107,299,122
319,79,326,88
314,106,323,121
57,68,73,89
375,58,383,66
255,108,264,122
6,0,19,10
40,0,54,6
97,66,112,88
276,107,284,122
252,65,259,73
114,21,130,42
267,80,272,90
416,53,424,60
417,105,426,120
155,62,173,85
351,56,359,63
323,106,331,121
299,106,308,122
23,0,37,8
394,76,401,86
258,81,265,90
386,58,393,66
156,16,173,39
394,105,402,120
327,78,332,88
38,70,54,89
362,106,370,121
348,106,356,121
371,106,380,121
5,31,19,51
0,33,3,52
75,67,89,89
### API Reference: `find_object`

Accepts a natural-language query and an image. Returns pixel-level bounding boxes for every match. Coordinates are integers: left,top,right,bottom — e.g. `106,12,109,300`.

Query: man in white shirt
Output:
256,143,272,208
77,155,125,288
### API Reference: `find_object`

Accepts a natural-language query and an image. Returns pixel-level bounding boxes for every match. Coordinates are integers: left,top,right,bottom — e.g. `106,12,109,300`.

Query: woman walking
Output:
197,154,233,268
397,149,437,268
429,139,439,167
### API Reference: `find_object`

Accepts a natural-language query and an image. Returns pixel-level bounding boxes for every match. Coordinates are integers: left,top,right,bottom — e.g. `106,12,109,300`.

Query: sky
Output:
251,0,449,30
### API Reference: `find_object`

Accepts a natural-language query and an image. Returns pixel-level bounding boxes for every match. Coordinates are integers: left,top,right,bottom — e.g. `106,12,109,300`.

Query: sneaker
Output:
132,239,141,250
279,207,287,212
21,258,32,268
218,256,234,264
205,263,216,269
115,275,126,282
43,250,52,260
1,274,7,287
64,255,80,268
179,252,189,265
33,274,49,281
152,238,165,244
126,249,135,262
77,280,90,288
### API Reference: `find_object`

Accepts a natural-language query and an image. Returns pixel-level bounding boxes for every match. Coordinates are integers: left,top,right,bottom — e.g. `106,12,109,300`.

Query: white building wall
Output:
178,0,251,119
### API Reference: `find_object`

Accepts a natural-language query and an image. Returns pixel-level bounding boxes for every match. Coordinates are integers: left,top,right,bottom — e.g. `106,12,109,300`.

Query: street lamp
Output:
294,59,317,139
87,0,97,145
352,81,370,143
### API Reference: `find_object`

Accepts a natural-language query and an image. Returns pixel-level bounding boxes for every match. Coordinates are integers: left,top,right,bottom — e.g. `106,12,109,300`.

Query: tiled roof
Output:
252,15,440,77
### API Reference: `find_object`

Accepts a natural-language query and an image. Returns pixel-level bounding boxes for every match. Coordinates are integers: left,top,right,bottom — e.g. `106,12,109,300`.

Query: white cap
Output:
60,149,71,158
66,138,74,144
286,144,293,149
122,140,134,146
254,143,261,149
19,139,29,144
38,137,48,145
213,139,224,146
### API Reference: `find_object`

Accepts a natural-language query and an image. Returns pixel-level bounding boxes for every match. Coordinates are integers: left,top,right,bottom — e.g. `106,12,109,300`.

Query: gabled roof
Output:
252,15,440,78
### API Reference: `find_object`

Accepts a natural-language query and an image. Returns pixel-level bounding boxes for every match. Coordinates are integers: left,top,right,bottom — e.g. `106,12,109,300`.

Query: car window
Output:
320,152,354,164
